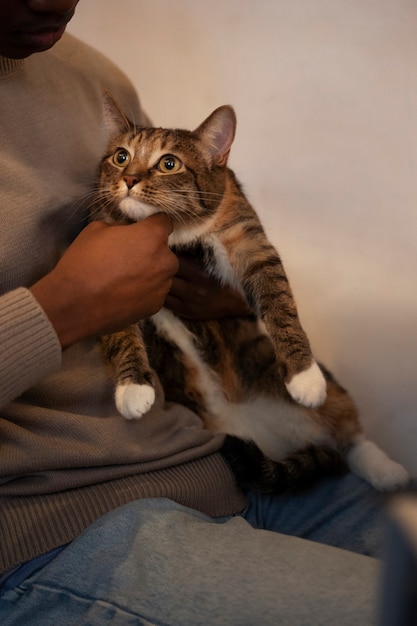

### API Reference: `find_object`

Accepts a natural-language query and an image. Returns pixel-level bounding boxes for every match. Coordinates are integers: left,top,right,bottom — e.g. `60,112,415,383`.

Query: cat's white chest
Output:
168,221,216,248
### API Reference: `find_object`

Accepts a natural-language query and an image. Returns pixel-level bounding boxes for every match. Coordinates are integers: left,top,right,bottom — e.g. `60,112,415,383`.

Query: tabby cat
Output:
92,93,409,493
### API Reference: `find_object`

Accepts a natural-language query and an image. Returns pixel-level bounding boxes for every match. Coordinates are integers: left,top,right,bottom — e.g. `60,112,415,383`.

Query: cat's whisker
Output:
150,200,206,227
165,188,226,197
155,190,226,209
88,190,123,222
166,189,230,202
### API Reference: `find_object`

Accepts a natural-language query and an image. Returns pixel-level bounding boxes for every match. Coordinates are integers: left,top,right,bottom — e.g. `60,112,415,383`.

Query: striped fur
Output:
94,95,409,493
220,436,347,495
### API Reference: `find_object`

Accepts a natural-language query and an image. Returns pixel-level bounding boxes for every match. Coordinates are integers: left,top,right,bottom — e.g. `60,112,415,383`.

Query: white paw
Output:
285,361,327,408
115,383,155,420
368,461,410,492
347,439,410,491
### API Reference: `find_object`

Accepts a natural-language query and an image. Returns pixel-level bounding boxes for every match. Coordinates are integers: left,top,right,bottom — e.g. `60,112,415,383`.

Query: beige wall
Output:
69,0,417,475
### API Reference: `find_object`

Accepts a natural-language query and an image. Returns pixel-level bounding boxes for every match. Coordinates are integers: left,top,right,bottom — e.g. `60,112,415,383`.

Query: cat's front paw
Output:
285,361,327,408
115,383,155,420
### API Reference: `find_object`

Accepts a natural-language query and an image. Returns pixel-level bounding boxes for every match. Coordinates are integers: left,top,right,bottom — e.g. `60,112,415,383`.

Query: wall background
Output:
69,0,417,475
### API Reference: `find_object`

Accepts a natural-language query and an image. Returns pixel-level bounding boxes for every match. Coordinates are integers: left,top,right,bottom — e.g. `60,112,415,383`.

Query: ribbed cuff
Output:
0,288,61,407
0,56,24,76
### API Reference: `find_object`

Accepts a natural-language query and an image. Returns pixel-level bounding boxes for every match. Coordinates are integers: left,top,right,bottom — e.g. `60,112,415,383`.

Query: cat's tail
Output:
220,435,348,495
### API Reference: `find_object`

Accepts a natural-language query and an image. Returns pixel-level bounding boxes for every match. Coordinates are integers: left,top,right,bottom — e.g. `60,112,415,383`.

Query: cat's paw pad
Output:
286,361,327,408
115,383,155,420
368,460,410,492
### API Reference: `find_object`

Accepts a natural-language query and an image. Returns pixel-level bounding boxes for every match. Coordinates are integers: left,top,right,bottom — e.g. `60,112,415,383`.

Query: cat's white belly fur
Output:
152,308,327,461
151,309,410,490
207,396,326,461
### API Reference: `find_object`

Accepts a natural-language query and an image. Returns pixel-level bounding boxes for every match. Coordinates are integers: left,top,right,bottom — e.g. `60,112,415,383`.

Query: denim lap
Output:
0,475,383,625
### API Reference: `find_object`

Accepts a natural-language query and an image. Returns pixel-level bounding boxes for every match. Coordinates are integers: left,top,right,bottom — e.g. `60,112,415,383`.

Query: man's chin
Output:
1,26,66,59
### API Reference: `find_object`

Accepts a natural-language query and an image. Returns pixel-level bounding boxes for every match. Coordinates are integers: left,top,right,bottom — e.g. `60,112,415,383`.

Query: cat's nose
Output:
123,175,139,190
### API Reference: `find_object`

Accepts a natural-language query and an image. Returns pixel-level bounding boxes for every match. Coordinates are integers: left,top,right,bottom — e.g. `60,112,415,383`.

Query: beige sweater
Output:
0,34,246,574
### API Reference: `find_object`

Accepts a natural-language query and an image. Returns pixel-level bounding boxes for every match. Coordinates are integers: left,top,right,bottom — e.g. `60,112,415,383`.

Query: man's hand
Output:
165,252,251,320
30,215,178,348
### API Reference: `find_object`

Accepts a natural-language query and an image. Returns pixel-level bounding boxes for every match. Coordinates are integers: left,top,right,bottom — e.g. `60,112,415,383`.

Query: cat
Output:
91,92,409,494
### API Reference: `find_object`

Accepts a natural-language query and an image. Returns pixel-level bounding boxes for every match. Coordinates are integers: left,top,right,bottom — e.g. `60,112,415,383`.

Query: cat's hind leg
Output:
347,436,409,491
311,375,409,491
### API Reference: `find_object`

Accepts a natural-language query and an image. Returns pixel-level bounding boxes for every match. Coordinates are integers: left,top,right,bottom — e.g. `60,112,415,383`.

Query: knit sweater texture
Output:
0,34,246,575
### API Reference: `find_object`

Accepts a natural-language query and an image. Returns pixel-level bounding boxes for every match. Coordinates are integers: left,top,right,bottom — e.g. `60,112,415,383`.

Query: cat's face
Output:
94,95,237,234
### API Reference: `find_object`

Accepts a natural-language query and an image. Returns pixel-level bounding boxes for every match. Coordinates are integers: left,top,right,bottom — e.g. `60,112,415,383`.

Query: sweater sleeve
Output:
0,288,61,408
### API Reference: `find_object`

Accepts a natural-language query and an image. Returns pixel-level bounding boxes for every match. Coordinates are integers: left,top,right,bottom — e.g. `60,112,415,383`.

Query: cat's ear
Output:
195,106,236,167
102,91,132,141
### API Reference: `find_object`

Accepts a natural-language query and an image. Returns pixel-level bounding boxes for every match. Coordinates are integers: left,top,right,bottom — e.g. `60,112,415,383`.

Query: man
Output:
0,1,385,623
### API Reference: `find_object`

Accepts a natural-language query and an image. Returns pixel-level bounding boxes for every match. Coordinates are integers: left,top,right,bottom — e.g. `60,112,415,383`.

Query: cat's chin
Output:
118,197,156,221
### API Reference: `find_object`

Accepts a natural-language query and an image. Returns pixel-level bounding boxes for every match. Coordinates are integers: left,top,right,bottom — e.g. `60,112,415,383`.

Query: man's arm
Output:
30,215,178,349
0,215,177,408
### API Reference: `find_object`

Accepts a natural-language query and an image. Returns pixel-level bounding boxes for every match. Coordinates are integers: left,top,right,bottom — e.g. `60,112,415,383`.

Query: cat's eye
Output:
112,148,131,167
157,154,182,174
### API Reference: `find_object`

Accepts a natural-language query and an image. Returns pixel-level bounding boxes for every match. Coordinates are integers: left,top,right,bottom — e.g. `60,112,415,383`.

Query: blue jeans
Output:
0,474,385,625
